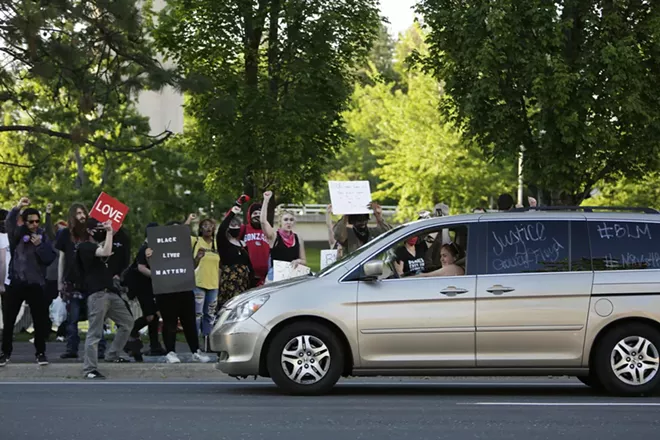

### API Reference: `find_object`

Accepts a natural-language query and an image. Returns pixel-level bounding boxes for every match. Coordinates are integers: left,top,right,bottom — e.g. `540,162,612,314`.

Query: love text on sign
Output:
91,192,129,232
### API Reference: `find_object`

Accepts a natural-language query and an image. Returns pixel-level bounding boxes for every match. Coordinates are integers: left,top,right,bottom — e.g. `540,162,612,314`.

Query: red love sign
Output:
90,192,129,232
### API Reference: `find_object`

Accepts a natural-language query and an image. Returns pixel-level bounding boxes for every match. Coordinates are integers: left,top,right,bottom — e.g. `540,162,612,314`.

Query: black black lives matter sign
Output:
147,225,196,295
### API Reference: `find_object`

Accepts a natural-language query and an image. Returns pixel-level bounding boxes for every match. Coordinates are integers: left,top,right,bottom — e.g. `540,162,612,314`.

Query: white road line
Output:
467,402,660,407
0,381,584,386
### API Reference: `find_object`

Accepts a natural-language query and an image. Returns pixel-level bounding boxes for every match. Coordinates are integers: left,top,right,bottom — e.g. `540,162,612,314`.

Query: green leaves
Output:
151,0,381,200
417,0,660,203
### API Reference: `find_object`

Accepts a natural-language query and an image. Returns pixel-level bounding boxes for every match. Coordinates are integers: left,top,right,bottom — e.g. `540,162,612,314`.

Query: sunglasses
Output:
27,220,40,225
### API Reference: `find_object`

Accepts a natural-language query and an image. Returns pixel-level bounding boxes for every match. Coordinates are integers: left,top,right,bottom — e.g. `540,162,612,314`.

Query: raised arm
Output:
333,215,349,247
6,197,29,243
325,205,336,248
95,222,114,257
370,202,391,233
217,207,240,248
260,191,276,243
44,204,55,241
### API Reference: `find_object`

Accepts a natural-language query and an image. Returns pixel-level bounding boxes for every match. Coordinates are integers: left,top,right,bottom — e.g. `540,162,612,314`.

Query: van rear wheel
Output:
594,323,660,396
266,321,344,396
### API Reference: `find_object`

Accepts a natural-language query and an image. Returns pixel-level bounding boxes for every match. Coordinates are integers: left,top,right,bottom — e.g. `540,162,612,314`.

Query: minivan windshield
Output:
316,224,406,277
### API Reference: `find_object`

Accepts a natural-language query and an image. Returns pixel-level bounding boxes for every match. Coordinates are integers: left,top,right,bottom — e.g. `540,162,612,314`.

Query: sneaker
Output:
56,336,65,342
192,350,211,363
0,353,9,367
36,353,49,366
60,352,78,359
126,339,144,362
165,352,181,364
84,370,106,380
29,338,35,344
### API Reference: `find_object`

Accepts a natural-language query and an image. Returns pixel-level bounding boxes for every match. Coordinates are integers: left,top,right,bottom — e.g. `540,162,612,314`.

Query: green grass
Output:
305,246,321,272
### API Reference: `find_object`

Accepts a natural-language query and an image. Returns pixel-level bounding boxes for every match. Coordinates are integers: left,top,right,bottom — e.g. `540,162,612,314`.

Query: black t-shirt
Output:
55,228,82,285
77,242,115,294
395,246,426,276
108,228,131,277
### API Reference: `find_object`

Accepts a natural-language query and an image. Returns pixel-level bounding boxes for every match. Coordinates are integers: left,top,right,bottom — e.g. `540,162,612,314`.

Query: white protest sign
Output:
320,250,339,269
273,260,311,281
328,180,372,215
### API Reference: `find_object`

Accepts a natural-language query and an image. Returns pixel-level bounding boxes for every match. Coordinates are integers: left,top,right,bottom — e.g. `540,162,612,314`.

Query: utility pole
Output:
517,146,525,206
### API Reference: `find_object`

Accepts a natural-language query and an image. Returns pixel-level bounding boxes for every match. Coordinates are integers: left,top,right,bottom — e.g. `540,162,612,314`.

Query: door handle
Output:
486,284,515,295
440,286,469,296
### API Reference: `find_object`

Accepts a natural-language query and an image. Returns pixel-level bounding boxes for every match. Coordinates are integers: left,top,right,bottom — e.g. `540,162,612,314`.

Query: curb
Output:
0,363,227,380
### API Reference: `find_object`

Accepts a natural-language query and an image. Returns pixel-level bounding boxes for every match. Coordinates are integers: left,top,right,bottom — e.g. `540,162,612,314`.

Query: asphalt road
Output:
1,378,659,440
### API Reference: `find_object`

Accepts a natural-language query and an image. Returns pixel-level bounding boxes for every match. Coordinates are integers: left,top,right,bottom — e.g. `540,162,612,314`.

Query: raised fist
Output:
263,191,273,200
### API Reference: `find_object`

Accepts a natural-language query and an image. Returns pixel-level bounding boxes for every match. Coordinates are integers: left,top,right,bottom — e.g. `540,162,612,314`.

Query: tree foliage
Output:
417,0,660,203
337,25,516,219
150,0,381,200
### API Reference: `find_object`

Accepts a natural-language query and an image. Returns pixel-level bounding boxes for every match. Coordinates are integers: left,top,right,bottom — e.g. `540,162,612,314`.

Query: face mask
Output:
406,237,418,246
228,228,240,238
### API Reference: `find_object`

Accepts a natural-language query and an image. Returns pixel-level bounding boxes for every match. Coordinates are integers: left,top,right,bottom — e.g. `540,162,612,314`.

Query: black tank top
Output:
270,231,300,263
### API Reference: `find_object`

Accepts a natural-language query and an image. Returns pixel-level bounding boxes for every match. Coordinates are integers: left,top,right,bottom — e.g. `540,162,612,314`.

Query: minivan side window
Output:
589,221,660,271
486,221,570,274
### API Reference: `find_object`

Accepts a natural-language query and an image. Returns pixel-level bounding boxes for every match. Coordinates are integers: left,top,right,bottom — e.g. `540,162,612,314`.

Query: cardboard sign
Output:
91,192,129,232
272,260,311,281
320,250,339,269
147,225,196,295
328,180,372,215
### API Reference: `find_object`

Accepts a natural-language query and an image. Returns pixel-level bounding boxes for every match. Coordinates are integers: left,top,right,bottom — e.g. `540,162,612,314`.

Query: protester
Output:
0,209,10,334
241,202,270,286
57,203,107,359
43,208,67,340
125,222,164,360
497,194,515,211
333,202,391,254
261,191,306,280
143,245,211,365
0,197,56,367
78,218,134,379
217,205,254,307
192,218,220,352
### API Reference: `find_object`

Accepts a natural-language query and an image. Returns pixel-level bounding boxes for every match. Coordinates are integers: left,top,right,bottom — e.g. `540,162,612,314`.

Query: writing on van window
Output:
602,252,660,270
490,222,566,272
595,222,652,240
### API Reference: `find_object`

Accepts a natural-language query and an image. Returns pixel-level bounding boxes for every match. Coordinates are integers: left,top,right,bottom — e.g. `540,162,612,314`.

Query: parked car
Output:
210,207,660,396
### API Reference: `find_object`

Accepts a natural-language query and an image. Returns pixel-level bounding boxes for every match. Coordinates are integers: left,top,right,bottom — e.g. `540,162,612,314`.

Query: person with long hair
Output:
417,243,465,277
56,203,107,359
261,192,306,281
216,205,254,306
192,218,220,351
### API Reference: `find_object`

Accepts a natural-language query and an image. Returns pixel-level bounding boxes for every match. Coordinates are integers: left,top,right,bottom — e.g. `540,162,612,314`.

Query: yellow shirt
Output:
191,236,220,290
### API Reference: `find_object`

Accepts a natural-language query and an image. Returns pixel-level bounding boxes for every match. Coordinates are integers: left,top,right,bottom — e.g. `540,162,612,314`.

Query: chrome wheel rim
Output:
610,336,659,386
281,335,331,385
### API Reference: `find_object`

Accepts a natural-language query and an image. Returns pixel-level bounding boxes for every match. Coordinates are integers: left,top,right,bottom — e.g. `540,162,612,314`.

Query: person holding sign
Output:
261,192,306,281
333,202,391,254
78,218,134,379
216,206,254,307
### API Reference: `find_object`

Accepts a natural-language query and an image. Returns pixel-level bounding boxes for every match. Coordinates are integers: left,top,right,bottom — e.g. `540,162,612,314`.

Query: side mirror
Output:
362,260,384,280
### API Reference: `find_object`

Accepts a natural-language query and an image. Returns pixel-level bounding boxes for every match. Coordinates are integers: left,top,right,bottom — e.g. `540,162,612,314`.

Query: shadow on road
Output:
221,383,608,398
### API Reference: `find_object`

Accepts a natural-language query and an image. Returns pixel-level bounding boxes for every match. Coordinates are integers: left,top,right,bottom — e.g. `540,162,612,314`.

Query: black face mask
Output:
228,228,241,238
353,224,369,243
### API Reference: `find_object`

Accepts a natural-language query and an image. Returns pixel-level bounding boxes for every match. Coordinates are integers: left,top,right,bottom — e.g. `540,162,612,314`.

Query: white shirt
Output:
0,232,10,285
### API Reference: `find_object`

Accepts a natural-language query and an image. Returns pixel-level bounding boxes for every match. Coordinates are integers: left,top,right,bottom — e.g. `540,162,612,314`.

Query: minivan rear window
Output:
588,221,660,271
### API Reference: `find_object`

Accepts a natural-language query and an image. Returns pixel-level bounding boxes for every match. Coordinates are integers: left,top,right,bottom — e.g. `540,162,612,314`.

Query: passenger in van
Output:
417,243,464,277
333,202,390,254
394,236,426,277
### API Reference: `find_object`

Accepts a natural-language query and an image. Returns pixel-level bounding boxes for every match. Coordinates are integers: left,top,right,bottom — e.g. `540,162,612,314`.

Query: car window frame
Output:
340,218,480,283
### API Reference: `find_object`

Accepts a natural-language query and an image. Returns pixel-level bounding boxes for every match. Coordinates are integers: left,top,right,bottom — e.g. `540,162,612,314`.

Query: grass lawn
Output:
305,246,321,272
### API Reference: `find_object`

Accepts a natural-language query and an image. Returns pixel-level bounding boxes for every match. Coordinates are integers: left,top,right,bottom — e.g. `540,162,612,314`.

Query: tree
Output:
588,175,660,210
416,0,660,204
149,0,381,200
0,0,175,160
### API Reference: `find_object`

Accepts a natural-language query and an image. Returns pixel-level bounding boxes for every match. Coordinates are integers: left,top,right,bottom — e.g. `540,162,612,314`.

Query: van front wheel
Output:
266,322,344,395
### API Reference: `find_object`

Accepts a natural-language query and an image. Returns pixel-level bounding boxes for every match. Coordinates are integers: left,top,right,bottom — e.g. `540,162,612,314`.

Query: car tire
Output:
266,321,344,396
593,323,660,397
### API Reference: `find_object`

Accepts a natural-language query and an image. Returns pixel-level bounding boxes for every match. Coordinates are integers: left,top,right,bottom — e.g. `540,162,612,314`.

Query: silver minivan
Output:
210,208,660,396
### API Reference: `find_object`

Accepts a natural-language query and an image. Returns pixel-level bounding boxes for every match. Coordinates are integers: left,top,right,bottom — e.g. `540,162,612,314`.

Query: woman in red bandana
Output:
394,235,426,277
261,191,306,281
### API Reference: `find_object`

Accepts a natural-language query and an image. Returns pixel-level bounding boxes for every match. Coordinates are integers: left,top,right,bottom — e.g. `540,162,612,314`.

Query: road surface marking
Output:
468,402,660,407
